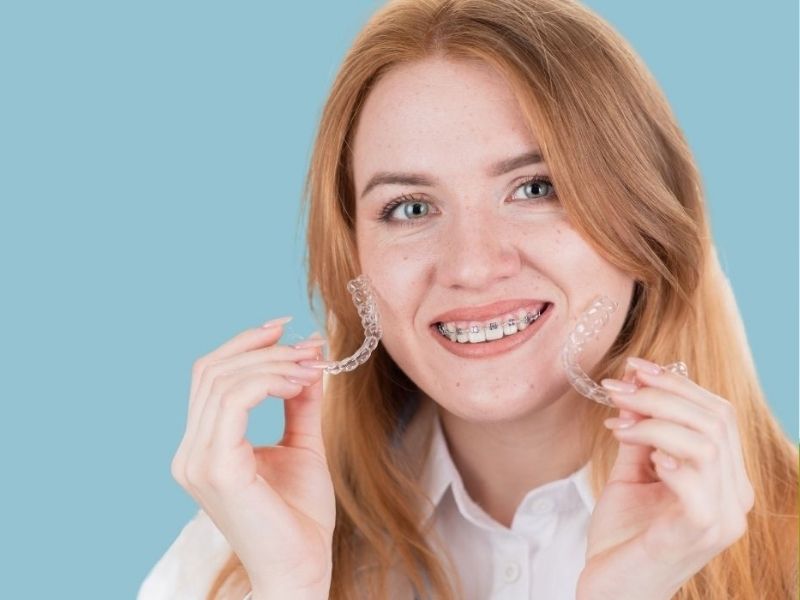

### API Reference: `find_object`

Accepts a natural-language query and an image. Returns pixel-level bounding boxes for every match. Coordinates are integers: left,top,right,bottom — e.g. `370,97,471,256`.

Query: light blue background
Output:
1,2,796,597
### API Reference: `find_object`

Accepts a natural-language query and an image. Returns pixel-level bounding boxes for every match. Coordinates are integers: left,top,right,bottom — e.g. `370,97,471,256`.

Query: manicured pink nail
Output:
298,360,335,369
654,452,679,470
627,356,663,375
291,338,327,349
601,378,638,393
604,417,636,429
261,315,293,328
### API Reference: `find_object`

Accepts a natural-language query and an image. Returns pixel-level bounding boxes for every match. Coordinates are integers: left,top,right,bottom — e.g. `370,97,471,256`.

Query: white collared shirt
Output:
137,407,596,599
409,409,596,599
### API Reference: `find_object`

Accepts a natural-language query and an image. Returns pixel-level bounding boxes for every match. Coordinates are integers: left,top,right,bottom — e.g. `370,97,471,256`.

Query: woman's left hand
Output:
575,356,755,600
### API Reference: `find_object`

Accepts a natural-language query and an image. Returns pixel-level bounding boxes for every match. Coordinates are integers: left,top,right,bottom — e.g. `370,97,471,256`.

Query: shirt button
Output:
503,561,521,583
530,498,555,514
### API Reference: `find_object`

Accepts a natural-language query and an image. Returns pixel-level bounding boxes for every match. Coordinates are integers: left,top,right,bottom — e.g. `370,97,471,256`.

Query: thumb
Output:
607,358,656,484
616,358,644,422
281,333,327,457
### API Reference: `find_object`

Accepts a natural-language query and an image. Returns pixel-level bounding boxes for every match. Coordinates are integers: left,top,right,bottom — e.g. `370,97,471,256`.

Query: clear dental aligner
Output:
561,295,689,407
323,274,383,375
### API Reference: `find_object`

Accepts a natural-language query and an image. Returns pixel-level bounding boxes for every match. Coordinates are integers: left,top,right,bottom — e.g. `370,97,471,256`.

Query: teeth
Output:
467,323,486,343
436,304,547,344
503,314,518,336
485,319,504,341
517,308,529,331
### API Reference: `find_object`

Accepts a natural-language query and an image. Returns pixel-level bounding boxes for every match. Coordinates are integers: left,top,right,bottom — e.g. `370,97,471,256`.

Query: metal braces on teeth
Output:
323,274,383,375
561,295,689,407
436,307,544,337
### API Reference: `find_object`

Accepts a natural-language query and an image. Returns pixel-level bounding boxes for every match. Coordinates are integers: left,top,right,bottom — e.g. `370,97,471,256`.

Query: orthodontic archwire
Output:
436,308,544,338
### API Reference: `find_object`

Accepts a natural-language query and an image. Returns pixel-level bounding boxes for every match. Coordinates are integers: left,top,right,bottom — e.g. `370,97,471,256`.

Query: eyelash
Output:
376,175,558,226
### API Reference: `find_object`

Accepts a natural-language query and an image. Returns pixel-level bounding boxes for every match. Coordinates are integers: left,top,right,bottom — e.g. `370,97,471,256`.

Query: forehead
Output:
351,57,542,194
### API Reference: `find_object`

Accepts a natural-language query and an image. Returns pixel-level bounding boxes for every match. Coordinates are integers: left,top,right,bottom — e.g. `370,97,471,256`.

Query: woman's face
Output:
352,56,635,422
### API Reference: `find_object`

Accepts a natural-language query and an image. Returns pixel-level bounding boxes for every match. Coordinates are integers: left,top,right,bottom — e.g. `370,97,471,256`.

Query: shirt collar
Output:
413,402,596,526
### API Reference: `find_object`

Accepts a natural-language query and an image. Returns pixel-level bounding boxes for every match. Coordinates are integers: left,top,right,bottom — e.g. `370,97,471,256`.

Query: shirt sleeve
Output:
137,508,234,600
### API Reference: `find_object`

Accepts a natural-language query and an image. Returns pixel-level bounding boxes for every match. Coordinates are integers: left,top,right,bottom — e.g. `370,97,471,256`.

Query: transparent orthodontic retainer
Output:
322,279,688,394
561,295,689,408
322,274,384,375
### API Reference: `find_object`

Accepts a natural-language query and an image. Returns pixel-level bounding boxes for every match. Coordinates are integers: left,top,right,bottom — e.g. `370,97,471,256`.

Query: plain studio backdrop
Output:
0,1,796,597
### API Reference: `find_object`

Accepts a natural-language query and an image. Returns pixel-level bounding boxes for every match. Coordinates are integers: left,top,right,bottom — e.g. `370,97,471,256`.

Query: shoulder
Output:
137,508,233,600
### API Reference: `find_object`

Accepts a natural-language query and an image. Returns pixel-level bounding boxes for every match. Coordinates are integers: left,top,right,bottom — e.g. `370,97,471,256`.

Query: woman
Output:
139,0,798,598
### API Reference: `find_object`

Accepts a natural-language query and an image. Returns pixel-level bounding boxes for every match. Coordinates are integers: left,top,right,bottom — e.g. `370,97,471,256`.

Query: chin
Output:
432,380,556,423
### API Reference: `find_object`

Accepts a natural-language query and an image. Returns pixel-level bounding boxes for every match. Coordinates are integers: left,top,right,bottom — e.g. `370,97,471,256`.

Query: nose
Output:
436,208,521,290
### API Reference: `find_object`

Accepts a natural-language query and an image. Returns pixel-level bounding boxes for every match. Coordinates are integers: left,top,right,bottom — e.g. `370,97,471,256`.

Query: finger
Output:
606,361,654,484
181,371,303,492
279,337,329,455
205,337,330,462
195,361,324,451
186,339,320,452
175,320,294,483
209,371,316,451
607,385,719,438
189,323,289,414
188,370,307,492
651,448,679,470
206,317,294,362
631,367,754,510
615,359,646,420
627,362,724,414
191,344,323,427
279,365,327,457
607,384,711,478
210,362,327,458
646,462,719,557
611,414,738,537
221,340,327,372
610,384,748,514
610,416,719,470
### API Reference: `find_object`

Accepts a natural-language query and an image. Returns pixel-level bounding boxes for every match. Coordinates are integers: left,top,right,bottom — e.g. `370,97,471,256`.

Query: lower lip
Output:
429,303,554,359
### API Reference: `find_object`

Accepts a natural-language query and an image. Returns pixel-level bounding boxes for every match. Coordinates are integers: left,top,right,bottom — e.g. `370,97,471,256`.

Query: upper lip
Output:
430,299,550,324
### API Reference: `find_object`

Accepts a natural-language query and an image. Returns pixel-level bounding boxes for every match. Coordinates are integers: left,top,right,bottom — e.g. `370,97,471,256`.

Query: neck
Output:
433,389,591,528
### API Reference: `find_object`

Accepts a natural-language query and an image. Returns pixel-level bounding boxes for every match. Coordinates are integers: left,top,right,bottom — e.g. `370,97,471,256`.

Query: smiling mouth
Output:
429,302,554,358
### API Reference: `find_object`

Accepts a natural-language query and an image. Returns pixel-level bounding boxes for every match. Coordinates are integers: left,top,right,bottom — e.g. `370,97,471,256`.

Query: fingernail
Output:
261,315,293,329
291,338,327,349
604,417,636,429
286,376,313,386
298,360,335,369
601,378,638,393
627,356,663,375
654,452,679,469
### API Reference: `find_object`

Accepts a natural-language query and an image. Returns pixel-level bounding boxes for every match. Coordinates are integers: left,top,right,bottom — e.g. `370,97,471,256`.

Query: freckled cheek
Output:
543,229,606,277
506,226,583,278
362,245,434,325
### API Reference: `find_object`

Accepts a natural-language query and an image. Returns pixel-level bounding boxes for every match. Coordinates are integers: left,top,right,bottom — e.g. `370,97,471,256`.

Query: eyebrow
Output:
359,149,544,199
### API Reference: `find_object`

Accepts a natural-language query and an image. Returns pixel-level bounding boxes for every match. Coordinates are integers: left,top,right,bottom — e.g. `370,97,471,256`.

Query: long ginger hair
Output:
209,1,799,597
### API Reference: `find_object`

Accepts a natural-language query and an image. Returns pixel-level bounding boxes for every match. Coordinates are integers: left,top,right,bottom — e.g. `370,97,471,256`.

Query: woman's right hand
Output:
170,317,336,598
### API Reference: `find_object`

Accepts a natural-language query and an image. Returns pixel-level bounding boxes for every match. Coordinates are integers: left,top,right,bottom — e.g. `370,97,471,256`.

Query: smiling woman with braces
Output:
144,2,797,600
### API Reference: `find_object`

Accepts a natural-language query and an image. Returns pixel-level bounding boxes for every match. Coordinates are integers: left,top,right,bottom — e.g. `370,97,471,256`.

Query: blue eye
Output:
377,175,557,227
377,196,431,223
511,176,557,202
